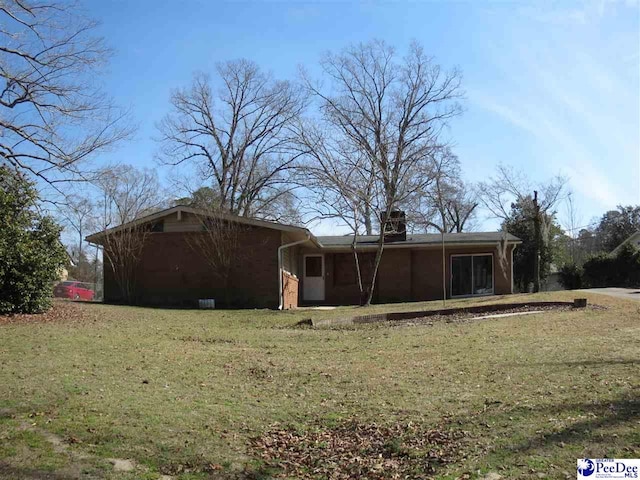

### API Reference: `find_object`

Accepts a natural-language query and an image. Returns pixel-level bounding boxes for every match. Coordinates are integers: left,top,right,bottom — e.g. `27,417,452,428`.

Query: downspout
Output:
278,233,311,310
511,243,518,294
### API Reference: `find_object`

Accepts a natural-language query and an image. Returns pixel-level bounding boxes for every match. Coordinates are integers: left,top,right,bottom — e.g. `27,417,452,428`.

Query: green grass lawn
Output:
1,291,639,479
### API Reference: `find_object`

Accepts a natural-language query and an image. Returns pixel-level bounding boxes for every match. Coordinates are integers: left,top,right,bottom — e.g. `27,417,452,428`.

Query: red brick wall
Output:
282,272,299,309
377,249,412,303
305,244,515,305
103,226,281,308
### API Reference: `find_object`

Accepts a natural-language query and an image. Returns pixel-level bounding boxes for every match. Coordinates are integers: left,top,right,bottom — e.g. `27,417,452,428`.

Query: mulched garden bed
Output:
252,420,467,479
304,301,606,328
0,300,103,325
391,303,605,327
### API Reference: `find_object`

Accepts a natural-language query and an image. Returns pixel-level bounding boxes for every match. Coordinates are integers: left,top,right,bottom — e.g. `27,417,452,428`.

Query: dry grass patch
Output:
0,291,638,479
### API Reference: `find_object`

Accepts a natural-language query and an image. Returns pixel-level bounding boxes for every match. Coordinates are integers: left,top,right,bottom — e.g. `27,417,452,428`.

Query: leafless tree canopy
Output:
298,40,464,305
300,41,463,224
407,147,477,233
95,165,165,227
296,122,375,234
476,164,568,220
156,60,307,219
93,165,165,303
0,0,132,196
58,194,95,261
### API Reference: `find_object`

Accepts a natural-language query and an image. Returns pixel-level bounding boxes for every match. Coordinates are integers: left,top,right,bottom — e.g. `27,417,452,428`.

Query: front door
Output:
303,254,325,302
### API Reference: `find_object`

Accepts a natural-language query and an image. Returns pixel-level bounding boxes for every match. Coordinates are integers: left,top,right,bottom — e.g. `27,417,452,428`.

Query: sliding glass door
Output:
451,254,493,297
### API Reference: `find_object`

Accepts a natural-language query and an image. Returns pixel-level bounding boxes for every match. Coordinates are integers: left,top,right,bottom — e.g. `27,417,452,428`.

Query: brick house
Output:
86,206,521,309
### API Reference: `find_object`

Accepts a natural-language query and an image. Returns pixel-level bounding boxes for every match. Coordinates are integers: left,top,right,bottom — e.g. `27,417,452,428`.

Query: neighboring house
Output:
610,231,640,256
86,206,521,309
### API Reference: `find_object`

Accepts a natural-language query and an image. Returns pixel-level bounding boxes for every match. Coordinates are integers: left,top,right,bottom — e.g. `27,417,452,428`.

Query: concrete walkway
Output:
577,287,640,302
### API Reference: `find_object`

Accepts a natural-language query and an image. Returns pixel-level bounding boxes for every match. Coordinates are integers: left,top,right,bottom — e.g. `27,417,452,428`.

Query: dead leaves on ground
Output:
252,419,467,479
0,300,103,325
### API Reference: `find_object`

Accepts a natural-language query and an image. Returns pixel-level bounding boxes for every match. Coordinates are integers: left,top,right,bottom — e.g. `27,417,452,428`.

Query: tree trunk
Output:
364,232,385,306
351,240,365,305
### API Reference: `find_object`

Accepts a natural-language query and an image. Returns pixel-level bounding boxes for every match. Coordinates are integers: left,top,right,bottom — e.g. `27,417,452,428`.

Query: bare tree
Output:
0,0,132,197
295,124,375,301
95,165,165,225
185,208,248,307
156,61,307,219
58,195,95,262
476,164,566,221
299,40,463,305
562,191,583,264
93,166,165,303
477,164,568,292
407,147,477,233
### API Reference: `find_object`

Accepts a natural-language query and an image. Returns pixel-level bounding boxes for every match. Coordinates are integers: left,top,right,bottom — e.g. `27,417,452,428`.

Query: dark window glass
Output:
473,255,493,295
150,221,164,232
305,256,323,277
451,256,472,296
451,255,493,296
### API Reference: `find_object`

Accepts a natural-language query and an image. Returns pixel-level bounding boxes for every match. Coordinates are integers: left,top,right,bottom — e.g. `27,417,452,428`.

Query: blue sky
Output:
85,0,640,234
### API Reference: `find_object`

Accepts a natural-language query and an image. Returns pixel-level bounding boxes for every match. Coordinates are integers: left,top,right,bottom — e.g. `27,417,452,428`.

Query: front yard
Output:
0,291,638,479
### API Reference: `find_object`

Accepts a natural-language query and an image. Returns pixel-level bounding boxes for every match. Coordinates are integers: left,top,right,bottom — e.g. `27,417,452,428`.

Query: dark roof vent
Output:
382,210,406,242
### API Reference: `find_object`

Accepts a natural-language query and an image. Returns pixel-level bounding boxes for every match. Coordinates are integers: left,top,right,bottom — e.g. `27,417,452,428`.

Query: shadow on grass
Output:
510,358,640,367
0,463,74,479
448,395,640,460
508,397,640,455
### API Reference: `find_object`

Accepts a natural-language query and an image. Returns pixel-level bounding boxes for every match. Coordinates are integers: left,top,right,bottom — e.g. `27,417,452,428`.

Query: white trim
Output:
510,243,517,294
450,253,495,298
319,241,520,252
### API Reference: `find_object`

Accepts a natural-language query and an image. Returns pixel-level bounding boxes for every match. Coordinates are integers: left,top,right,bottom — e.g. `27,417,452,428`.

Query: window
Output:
146,220,164,232
451,254,493,297
305,256,323,277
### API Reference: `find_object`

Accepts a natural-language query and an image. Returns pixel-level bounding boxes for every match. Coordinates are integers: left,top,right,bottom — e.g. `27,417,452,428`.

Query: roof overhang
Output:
317,240,522,252
85,205,315,245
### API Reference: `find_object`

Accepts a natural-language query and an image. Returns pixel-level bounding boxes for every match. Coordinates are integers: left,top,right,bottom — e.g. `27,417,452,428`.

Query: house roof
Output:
610,230,640,256
86,205,521,250
85,205,313,244
316,232,521,249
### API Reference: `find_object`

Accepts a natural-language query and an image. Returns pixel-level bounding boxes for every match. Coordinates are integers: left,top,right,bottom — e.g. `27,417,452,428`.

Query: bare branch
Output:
297,40,464,305
0,0,134,195
156,61,308,220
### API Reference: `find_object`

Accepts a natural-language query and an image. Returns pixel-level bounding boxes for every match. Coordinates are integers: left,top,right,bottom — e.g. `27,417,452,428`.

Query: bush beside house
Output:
559,243,640,289
0,167,67,314
558,263,583,290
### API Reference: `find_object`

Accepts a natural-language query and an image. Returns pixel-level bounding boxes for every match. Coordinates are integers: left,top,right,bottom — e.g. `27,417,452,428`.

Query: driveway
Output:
577,287,640,302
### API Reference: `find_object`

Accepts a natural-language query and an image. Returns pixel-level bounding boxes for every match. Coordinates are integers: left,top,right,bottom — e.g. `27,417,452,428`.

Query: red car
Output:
54,281,95,301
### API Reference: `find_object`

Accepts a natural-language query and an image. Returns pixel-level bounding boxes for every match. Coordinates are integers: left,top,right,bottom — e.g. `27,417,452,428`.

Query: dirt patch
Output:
0,300,104,325
108,458,136,472
252,420,466,479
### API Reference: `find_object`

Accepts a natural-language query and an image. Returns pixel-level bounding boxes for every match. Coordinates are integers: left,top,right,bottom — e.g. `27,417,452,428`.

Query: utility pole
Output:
533,190,541,293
